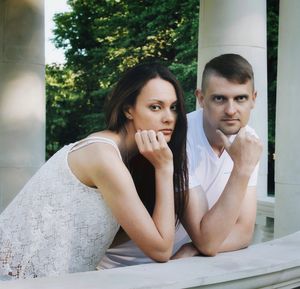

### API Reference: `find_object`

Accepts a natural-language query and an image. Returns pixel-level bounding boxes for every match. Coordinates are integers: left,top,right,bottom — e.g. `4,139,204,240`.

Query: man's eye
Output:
213,96,224,102
150,105,161,111
236,95,248,102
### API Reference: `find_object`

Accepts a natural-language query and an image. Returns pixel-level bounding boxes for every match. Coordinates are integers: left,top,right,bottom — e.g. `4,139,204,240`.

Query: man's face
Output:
197,75,256,136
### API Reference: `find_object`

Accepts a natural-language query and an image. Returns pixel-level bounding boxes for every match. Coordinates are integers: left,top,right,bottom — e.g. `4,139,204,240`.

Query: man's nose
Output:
224,101,237,115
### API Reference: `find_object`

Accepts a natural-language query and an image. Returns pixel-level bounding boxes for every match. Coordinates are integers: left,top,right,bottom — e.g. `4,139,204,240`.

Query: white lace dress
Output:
0,137,120,279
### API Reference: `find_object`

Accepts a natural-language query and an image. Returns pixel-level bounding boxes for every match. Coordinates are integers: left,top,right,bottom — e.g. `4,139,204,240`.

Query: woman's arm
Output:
84,131,175,262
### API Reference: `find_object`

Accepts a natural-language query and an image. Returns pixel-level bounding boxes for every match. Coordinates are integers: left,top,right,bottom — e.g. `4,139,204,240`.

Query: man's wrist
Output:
232,165,253,179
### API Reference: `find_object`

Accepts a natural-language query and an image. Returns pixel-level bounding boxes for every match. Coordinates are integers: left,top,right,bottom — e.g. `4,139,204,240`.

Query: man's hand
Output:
171,242,199,260
217,127,262,176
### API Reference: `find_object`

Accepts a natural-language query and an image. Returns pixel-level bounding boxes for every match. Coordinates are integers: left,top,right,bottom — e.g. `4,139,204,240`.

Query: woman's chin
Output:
164,135,172,142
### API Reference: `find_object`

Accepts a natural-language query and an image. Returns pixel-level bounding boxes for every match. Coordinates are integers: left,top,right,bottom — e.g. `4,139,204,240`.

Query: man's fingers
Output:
216,129,231,150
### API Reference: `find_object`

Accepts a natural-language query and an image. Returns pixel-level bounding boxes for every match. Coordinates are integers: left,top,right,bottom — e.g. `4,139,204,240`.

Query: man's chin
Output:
218,127,241,136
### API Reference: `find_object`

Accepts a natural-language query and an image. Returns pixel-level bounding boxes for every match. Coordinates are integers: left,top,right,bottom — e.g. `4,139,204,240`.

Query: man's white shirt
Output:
187,109,258,209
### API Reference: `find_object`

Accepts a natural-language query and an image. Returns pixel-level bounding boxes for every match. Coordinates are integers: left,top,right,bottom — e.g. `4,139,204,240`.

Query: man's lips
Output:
221,118,239,123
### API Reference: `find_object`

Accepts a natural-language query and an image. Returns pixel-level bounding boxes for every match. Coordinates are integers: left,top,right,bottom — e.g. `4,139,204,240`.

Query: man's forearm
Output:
192,168,251,256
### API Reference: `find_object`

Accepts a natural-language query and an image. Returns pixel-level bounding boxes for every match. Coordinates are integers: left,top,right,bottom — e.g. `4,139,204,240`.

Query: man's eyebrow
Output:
234,94,249,98
209,94,250,98
210,94,226,97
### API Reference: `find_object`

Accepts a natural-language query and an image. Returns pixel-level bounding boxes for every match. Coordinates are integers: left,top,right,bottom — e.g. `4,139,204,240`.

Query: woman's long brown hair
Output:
105,62,188,224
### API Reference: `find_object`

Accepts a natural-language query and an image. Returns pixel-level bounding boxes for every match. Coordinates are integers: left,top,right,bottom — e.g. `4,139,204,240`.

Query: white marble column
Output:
0,0,45,212
197,0,268,199
274,0,300,238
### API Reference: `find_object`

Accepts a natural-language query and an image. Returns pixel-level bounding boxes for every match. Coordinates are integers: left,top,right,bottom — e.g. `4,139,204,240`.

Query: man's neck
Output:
203,120,224,157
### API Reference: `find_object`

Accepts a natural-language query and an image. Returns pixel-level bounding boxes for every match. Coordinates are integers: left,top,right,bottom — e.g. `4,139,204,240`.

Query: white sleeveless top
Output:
0,137,120,279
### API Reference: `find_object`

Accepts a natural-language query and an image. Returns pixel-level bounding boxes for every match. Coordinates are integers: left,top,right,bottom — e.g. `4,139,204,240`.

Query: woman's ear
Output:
123,105,133,120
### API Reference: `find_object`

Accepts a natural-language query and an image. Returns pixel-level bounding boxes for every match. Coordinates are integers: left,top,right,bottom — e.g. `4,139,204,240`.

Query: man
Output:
98,53,262,268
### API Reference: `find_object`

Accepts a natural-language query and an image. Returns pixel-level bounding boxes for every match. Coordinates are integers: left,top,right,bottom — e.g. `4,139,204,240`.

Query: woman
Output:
0,63,188,279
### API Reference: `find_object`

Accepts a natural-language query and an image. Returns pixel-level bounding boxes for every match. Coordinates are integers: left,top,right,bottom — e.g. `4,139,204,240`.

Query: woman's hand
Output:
135,130,173,171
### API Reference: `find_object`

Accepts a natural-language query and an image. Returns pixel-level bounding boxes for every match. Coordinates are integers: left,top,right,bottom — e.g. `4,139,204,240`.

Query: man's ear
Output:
123,105,133,120
251,91,257,109
195,89,205,108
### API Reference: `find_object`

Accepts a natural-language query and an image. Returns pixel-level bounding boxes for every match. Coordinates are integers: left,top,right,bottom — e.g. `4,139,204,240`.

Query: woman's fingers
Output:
157,131,167,148
135,130,173,169
137,130,159,150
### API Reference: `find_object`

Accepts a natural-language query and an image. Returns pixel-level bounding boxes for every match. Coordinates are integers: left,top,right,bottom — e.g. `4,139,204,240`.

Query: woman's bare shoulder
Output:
68,135,125,188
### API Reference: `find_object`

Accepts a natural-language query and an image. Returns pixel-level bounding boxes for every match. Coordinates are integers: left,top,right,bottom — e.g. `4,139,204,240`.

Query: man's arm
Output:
178,128,262,257
218,186,256,252
172,185,256,259
181,169,252,256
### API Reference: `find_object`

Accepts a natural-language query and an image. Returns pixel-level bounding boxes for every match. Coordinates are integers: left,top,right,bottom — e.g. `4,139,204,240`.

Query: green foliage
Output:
170,61,197,112
53,0,199,85
46,64,106,158
46,64,76,158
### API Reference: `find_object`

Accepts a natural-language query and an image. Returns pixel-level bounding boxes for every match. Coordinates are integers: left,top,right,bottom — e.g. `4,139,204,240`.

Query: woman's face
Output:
127,77,178,142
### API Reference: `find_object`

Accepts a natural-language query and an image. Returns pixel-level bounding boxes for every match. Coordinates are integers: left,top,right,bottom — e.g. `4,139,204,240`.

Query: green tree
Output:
46,63,109,158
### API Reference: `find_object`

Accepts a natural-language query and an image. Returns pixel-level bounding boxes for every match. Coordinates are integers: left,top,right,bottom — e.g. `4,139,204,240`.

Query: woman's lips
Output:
159,129,173,135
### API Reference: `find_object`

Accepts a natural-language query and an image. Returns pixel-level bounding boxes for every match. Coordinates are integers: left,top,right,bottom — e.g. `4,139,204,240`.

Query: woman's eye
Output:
150,104,161,111
171,104,177,111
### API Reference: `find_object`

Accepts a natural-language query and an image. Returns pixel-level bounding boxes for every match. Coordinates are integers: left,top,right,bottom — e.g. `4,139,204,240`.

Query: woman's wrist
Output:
155,163,174,175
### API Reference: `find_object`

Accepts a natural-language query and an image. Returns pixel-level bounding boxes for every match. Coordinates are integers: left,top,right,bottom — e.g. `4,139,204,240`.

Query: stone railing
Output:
1,230,300,289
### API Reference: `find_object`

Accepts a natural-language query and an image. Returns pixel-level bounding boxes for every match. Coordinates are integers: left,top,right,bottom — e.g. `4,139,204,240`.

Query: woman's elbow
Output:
149,248,173,263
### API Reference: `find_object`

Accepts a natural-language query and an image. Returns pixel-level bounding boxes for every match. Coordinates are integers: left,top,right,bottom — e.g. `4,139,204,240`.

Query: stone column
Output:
274,0,300,237
197,0,268,199
0,0,45,212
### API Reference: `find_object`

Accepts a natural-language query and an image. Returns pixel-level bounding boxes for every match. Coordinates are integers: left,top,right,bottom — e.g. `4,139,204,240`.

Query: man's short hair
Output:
201,54,255,93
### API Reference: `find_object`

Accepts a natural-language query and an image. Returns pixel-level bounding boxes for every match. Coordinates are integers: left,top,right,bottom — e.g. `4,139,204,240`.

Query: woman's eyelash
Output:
150,104,160,110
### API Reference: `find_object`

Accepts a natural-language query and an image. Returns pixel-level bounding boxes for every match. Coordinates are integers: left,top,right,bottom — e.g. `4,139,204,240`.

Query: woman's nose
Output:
162,109,176,123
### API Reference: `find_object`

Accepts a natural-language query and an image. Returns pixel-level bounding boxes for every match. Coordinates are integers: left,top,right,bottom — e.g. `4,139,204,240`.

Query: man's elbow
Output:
194,243,218,257
241,230,254,248
241,223,256,248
